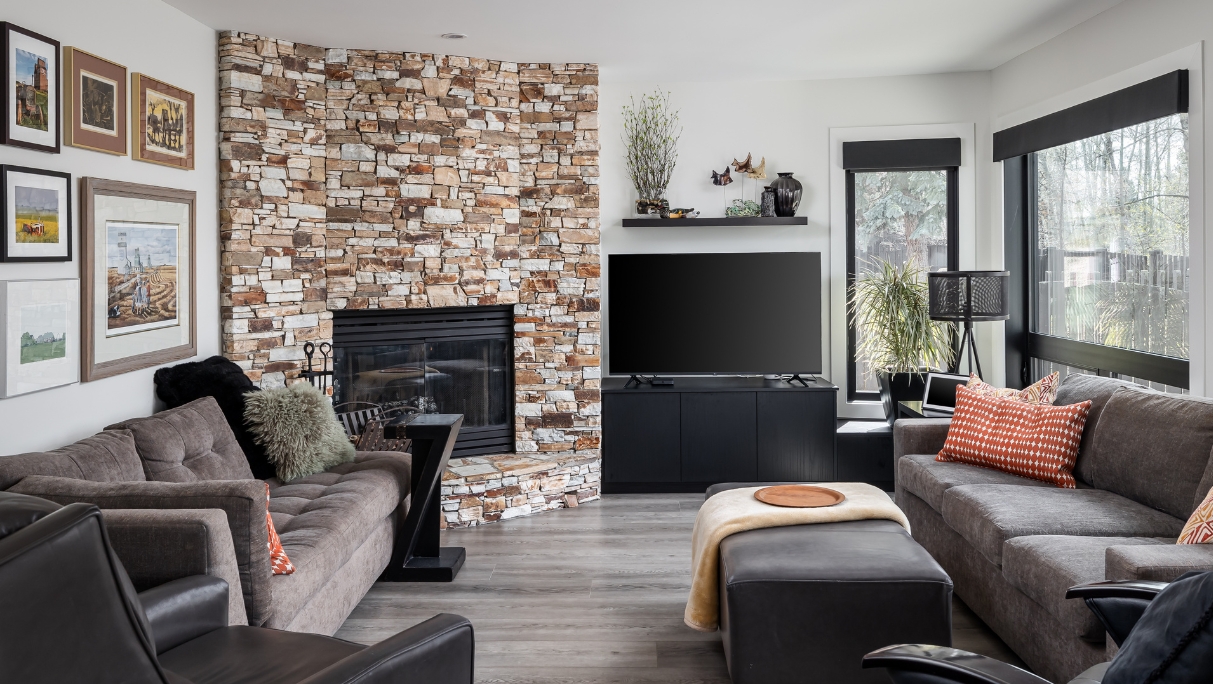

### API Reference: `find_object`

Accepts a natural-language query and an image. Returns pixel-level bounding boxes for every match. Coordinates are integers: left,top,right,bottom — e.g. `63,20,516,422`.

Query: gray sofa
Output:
0,396,411,635
894,374,1213,683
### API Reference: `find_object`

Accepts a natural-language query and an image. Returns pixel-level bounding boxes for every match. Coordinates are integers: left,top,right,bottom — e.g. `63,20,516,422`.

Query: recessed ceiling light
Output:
441,33,467,40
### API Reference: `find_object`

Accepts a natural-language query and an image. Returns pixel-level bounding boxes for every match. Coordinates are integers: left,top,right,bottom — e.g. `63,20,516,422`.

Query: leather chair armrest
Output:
862,644,1048,684
893,419,952,460
101,508,248,626
1066,579,1169,648
138,576,229,655
9,476,271,626
299,614,474,684
1065,579,1168,601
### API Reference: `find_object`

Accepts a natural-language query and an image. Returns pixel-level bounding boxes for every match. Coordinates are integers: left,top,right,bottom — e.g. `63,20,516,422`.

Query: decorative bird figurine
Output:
747,157,767,179
732,153,754,174
711,166,733,186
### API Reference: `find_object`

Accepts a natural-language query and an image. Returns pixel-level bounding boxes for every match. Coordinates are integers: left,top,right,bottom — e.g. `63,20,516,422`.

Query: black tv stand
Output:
785,374,812,387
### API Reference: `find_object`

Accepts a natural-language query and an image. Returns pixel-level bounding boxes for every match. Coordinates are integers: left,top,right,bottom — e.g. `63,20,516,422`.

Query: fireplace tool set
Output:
302,342,334,394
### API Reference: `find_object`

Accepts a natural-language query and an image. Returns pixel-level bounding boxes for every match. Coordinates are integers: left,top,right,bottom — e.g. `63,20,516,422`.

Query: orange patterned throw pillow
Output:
966,371,1059,405
1178,487,1213,544
937,385,1091,488
265,483,294,575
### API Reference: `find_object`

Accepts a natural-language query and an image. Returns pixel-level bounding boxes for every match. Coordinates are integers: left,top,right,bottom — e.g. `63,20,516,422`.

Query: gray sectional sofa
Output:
0,396,411,635
894,373,1213,683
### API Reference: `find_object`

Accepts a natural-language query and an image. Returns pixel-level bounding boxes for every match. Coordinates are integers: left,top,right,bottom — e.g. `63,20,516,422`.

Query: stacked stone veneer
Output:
218,32,600,527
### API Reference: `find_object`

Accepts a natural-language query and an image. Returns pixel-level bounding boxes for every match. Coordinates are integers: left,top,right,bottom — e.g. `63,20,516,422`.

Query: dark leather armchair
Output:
0,491,474,684
863,574,1213,684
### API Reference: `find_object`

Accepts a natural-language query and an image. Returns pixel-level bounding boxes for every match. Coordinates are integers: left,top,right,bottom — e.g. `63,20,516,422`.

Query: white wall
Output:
599,73,996,417
0,0,217,455
990,0,1212,395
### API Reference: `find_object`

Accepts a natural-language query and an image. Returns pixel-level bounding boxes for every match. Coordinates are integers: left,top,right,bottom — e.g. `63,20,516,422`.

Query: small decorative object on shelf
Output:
771,172,803,217
666,207,696,219
748,157,767,179
725,199,760,217
711,165,733,186
732,153,753,174
622,90,680,216
760,187,776,217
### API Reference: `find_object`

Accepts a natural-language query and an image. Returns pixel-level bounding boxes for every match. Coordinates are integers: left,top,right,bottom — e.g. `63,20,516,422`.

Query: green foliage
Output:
20,332,35,347
849,258,955,377
622,91,681,200
856,171,948,246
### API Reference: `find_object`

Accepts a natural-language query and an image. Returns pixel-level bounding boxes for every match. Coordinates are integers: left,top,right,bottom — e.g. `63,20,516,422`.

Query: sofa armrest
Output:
862,644,1047,684
893,418,952,460
138,575,229,654
1106,543,1213,582
300,614,474,684
9,476,270,625
101,508,248,626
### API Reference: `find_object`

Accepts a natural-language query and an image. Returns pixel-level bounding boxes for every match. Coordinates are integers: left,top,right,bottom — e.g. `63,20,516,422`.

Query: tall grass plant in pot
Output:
849,258,956,423
622,90,680,215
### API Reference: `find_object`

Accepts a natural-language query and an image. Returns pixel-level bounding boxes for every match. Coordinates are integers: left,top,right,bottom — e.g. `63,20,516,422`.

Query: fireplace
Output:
332,305,514,457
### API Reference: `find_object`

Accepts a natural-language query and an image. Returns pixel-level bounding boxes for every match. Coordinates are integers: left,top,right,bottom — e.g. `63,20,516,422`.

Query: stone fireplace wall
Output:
218,32,600,526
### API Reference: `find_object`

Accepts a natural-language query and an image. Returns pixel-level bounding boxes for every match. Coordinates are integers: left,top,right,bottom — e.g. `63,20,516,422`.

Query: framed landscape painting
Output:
81,178,195,381
1,23,60,153
64,47,126,155
2,165,71,262
131,73,193,170
0,279,80,398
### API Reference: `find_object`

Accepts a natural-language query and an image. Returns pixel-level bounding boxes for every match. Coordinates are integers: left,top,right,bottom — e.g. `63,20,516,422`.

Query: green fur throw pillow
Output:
243,382,356,482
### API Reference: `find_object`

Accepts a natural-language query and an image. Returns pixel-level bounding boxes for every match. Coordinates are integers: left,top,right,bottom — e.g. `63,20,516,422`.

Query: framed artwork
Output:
131,73,193,170
2,165,71,262
1,23,60,153
81,178,195,381
0,279,80,398
64,47,126,155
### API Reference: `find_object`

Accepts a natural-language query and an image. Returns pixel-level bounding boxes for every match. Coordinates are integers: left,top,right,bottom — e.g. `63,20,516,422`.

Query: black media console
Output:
601,376,838,493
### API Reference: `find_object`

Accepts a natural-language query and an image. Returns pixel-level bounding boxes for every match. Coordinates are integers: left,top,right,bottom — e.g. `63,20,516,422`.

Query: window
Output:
844,139,960,401
998,70,1190,390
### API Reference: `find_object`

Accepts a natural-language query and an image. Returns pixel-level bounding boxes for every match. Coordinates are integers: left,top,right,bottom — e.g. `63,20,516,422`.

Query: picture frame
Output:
1,23,60,154
81,178,196,382
0,279,80,398
131,73,193,170
64,47,126,156
2,165,71,262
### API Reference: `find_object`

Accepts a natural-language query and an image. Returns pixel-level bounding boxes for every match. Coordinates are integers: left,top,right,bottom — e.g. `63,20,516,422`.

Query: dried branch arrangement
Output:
622,91,681,201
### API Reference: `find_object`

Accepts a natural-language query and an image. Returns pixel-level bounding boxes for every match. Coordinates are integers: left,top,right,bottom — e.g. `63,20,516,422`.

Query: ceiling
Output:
165,0,1124,82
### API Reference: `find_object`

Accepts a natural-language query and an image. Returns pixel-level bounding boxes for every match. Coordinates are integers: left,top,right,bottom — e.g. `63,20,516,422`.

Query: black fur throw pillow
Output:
153,356,275,479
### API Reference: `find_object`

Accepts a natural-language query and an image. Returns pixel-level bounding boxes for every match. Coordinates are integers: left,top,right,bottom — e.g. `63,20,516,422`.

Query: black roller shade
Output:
843,138,961,170
994,70,1188,161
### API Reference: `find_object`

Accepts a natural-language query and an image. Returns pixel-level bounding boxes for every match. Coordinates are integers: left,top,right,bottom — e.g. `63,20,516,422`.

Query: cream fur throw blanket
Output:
684,482,911,631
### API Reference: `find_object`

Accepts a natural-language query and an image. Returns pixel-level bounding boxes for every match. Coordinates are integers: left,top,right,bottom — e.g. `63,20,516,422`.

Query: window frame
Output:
845,165,960,402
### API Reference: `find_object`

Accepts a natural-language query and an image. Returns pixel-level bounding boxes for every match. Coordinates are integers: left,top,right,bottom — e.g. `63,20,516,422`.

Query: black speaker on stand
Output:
927,271,1011,380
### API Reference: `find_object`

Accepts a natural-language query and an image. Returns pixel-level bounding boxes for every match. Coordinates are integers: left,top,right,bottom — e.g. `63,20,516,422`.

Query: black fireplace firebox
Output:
332,305,514,457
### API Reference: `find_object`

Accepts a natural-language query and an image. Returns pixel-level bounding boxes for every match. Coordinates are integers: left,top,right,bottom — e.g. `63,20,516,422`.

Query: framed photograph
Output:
0,279,80,397
2,165,71,262
1,23,60,153
64,47,126,155
131,73,193,170
81,178,195,381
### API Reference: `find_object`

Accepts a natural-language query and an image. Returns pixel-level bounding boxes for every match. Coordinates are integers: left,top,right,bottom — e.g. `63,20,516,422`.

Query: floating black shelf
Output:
621,216,808,227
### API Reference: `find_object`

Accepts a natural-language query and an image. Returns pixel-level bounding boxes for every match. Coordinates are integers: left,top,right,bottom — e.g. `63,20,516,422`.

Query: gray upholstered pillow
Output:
242,383,355,482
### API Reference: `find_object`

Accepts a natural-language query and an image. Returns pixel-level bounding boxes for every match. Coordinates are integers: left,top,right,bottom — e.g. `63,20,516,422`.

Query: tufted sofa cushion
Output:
0,430,145,489
266,451,411,626
109,397,254,483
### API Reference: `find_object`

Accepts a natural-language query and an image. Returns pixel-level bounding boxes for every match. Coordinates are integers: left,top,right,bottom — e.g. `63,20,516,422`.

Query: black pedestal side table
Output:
380,413,466,582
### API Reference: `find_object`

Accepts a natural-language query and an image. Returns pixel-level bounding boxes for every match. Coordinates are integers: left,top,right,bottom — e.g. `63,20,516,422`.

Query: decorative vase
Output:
877,371,928,426
635,198,668,216
770,173,802,217
760,187,776,217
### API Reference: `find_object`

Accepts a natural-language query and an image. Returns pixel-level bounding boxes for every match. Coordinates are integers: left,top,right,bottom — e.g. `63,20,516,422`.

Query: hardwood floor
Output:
335,493,1027,682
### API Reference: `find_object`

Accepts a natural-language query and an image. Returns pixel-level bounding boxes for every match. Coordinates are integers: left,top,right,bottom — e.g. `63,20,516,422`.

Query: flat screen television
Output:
608,252,822,375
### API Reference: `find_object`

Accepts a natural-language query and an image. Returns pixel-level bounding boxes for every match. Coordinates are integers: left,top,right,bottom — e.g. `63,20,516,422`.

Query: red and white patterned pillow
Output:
937,385,1091,488
1178,487,1213,544
265,483,294,575
966,371,1059,405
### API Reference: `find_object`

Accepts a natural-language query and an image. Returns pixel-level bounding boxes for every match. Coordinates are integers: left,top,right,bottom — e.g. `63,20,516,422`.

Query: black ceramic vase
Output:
770,173,802,217
877,371,927,426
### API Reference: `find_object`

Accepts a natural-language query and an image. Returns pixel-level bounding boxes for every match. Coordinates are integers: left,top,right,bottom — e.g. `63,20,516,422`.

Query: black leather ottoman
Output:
709,485,953,684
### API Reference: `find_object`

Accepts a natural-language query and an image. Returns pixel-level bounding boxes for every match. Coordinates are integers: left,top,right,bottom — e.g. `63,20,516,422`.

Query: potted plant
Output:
849,258,956,423
622,90,681,215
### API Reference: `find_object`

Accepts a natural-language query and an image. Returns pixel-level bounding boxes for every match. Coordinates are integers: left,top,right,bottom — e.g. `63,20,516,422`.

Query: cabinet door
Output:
681,392,757,483
757,391,836,481
602,393,681,483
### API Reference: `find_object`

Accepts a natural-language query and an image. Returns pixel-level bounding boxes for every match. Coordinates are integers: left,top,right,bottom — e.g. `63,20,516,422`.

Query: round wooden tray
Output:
754,485,846,508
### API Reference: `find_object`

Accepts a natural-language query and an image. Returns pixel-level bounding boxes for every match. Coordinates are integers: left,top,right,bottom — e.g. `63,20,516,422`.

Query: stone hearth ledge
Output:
441,451,600,528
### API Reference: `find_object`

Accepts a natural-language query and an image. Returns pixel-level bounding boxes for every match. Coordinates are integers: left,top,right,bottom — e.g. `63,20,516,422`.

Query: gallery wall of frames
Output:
0,19,198,399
